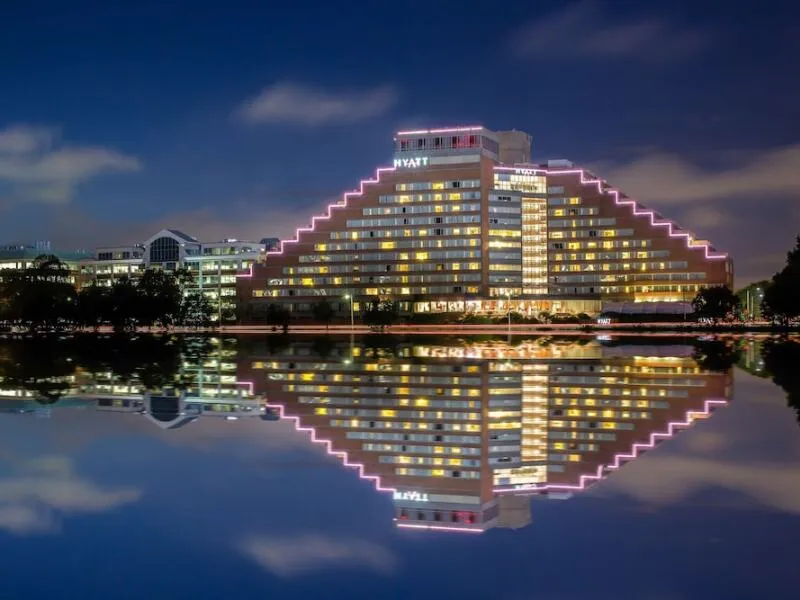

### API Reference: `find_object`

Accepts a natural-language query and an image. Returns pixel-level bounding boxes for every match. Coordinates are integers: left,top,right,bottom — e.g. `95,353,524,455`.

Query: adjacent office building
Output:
238,126,732,318
0,241,91,288
81,229,272,322
241,339,731,532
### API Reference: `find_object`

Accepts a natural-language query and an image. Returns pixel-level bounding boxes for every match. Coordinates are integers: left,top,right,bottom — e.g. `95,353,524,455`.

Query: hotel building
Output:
238,126,732,318
81,229,273,322
241,338,731,532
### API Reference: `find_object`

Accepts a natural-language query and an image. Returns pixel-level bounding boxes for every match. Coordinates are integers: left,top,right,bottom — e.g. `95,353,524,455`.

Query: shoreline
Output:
1,323,797,338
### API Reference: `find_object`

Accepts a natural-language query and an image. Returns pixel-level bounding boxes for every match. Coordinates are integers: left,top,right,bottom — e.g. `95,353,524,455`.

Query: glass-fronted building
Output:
237,126,733,318
81,229,268,322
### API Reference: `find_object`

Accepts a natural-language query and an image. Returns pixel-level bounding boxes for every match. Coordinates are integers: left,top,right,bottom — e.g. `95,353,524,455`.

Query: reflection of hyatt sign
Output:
394,157,429,169
393,490,429,502
514,168,540,176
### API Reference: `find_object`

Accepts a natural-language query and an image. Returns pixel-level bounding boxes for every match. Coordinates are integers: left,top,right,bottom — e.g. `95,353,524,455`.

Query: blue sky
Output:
1,0,798,284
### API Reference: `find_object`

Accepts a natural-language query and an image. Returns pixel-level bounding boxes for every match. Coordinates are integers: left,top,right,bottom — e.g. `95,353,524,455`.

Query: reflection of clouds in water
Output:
682,431,728,453
600,456,800,514
596,371,800,514
0,455,142,535
239,535,397,577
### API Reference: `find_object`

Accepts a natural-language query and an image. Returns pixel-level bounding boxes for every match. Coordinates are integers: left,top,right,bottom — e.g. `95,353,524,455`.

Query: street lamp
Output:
344,294,354,329
506,293,512,336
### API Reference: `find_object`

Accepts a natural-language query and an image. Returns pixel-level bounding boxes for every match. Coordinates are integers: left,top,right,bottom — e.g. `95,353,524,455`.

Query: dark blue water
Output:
0,336,797,599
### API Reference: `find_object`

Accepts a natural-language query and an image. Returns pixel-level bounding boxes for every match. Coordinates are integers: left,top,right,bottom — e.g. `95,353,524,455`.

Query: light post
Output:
344,294,354,329
506,293,512,336
344,293,355,361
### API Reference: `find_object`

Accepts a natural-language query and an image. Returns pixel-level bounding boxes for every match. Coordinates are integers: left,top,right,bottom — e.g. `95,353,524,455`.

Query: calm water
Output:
0,335,798,600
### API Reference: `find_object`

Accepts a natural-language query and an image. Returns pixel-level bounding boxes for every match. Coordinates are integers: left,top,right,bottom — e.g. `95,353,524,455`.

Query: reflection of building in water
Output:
243,339,731,532
0,339,261,428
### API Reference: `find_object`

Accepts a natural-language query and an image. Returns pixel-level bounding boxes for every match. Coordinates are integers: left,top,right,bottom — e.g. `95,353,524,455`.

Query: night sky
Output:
1,0,798,285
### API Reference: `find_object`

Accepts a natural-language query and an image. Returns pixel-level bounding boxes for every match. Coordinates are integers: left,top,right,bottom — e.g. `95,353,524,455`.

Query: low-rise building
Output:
81,229,272,322
0,241,92,288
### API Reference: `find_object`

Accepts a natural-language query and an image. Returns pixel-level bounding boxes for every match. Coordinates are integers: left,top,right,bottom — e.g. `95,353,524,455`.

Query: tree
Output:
108,276,141,332
77,284,111,330
362,299,399,331
692,286,739,326
0,255,77,332
691,339,741,373
138,268,181,328
761,236,800,327
266,303,291,333
312,299,335,329
179,291,214,328
761,340,800,425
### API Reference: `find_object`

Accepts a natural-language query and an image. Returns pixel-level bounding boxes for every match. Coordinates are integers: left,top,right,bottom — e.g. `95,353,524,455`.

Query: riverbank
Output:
2,322,798,337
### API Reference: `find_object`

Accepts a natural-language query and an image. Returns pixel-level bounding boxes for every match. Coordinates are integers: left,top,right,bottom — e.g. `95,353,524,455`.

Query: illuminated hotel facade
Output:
238,126,733,318
242,339,731,532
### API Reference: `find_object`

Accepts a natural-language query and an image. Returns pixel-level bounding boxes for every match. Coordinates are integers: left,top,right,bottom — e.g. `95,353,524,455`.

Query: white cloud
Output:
0,456,142,535
597,145,800,204
511,1,709,62
599,455,800,514
0,125,52,155
240,535,397,577
0,124,141,203
681,206,729,230
32,193,339,250
237,82,397,125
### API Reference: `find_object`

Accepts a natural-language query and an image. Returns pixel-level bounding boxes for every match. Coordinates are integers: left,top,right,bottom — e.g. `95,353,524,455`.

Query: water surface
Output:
0,335,797,599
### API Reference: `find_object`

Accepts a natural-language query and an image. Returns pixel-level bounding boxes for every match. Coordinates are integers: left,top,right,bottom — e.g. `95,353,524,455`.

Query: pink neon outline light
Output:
238,161,728,283
395,522,484,534
264,401,397,494
494,166,728,260
236,166,397,279
493,398,728,495
395,126,484,136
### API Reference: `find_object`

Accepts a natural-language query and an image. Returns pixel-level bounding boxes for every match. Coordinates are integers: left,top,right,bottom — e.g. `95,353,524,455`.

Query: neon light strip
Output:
494,398,728,494
239,160,727,283
264,401,396,494
395,126,484,136
495,166,728,260
395,522,484,534
236,166,396,279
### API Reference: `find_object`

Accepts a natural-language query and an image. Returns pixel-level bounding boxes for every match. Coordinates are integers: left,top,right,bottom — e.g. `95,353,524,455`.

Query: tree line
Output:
687,236,800,327
0,334,214,402
0,254,215,332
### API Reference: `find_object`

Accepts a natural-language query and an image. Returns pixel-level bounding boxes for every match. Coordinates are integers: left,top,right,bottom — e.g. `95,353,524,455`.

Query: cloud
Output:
597,145,800,204
0,124,141,203
0,455,142,535
237,82,397,125
0,125,52,155
600,455,800,514
240,535,396,577
681,206,729,230
32,190,340,250
511,1,709,62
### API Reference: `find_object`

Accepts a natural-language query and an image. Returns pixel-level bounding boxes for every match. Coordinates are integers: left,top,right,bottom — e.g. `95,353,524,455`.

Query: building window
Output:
149,237,180,264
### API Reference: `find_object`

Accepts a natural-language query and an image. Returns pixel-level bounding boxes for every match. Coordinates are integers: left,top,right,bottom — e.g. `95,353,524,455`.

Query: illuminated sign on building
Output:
393,157,429,169
514,168,541,176
393,490,430,502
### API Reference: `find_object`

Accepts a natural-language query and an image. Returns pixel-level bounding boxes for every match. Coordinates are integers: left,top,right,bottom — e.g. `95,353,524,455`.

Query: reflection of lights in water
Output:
495,398,728,495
